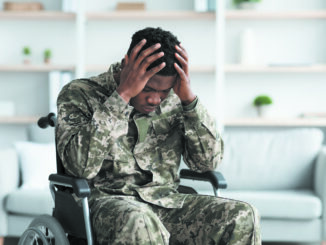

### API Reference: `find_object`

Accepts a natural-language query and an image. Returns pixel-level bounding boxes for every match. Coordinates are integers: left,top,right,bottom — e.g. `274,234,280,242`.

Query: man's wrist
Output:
116,87,131,103
182,96,198,111
181,94,196,106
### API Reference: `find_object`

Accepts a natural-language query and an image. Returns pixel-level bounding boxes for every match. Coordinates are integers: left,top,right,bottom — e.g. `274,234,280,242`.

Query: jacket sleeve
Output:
182,98,224,172
56,86,133,179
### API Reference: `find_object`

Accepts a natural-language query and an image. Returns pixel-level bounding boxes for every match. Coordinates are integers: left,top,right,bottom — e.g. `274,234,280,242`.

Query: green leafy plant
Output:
253,95,272,117
43,49,52,63
44,49,52,59
23,46,31,56
253,95,272,107
233,0,261,4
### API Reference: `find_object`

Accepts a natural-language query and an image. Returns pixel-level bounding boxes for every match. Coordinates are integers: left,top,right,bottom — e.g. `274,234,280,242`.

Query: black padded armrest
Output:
180,169,227,190
49,173,91,198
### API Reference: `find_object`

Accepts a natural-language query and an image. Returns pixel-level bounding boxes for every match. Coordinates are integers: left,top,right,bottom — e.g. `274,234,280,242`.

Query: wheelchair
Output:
18,113,227,245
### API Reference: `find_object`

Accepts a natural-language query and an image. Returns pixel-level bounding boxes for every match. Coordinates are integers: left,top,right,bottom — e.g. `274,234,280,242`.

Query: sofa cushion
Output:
15,142,56,190
197,189,322,220
219,128,324,190
5,188,53,216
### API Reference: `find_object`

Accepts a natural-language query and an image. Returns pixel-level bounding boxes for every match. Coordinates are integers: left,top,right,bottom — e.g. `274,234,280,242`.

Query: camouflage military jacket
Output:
56,63,223,208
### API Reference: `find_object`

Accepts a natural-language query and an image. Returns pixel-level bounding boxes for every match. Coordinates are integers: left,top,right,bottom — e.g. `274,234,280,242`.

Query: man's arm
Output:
56,40,166,179
182,100,224,172
56,88,132,179
174,44,224,172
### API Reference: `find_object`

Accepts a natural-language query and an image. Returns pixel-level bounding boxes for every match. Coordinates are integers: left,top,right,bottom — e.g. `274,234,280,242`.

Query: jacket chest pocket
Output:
152,117,184,157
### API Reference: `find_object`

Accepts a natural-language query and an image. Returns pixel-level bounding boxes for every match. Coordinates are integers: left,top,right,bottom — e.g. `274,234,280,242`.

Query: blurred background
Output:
0,0,326,244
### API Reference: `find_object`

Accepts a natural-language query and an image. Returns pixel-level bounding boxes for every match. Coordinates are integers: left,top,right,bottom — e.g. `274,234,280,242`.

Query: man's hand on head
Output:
116,39,166,103
173,44,196,106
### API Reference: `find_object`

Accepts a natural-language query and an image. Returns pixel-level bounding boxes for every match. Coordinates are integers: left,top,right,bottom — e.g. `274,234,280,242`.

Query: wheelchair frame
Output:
19,113,227,245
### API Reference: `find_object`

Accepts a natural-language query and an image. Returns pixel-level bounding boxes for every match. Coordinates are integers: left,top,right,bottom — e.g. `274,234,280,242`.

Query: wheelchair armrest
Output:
180,169,227,190
49,173,91,198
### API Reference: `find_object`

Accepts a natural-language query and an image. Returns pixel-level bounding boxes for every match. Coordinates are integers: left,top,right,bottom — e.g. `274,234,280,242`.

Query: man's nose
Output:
147,93,161,105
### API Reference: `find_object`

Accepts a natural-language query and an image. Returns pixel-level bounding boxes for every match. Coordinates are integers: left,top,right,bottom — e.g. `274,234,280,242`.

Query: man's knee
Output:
92,198,169,244
229,201,261,244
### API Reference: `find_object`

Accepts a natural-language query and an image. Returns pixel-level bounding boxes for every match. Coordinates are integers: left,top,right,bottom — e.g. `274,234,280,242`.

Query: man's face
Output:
130,74,176,114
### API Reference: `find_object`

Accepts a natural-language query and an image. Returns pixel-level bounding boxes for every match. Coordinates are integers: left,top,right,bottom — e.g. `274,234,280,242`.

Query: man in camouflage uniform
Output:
56,27,261,244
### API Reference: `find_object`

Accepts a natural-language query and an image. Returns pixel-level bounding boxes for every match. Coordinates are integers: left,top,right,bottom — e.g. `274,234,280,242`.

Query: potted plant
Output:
253,94,272,117
22,46,31,64
44,49,52,64
233,0,262,9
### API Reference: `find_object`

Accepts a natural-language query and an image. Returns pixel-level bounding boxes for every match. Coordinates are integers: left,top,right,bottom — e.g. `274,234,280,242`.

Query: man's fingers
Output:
174,62,186,80
146,62,166,78
139,51,164,71
124,54,129,65
175,52,188,75
175,44,188,62
134,43,161,67
129,39,147,61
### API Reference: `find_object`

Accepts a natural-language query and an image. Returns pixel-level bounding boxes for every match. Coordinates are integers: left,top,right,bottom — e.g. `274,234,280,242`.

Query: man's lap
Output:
90,194,259,244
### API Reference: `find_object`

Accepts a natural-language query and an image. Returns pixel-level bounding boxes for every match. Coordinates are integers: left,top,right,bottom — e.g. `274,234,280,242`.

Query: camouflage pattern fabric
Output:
91,194,261,245
56,62,223,208
56,62,261,244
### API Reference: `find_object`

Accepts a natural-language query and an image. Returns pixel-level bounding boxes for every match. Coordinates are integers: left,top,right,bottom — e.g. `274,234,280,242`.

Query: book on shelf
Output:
116,2,146,11
3,2,43,11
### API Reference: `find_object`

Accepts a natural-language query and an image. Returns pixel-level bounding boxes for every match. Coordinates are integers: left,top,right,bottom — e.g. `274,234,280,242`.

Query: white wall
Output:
0,0,325,147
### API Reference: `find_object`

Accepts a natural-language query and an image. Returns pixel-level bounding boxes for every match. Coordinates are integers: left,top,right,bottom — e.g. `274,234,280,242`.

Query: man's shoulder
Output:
59,71,118,101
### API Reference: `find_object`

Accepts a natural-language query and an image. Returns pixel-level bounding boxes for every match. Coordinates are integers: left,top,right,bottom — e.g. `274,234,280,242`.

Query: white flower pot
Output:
256,105,271,118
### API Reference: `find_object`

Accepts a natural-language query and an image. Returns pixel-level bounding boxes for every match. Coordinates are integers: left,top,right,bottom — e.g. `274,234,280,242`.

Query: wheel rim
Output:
35,225,55,245
20,226,54,245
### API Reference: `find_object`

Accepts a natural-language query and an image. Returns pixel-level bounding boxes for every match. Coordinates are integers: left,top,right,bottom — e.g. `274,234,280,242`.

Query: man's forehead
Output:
146,74,176,90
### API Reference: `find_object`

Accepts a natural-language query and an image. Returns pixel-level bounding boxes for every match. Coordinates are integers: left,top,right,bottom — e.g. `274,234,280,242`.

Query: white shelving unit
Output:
87,11,215,20
225,117,326,127
0,0,326,128
0,11,75,20
225,64,326,73
0,116,38,124
0,64,75,72
226,10,326,19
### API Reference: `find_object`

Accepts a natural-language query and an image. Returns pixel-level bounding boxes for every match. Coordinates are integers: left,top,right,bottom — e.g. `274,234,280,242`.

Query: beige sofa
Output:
1,126,325,243
181,127,325,243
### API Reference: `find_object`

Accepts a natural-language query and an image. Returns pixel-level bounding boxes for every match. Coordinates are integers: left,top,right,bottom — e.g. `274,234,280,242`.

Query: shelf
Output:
0,64,75,72
0,116,38,124
225,118,326,127
0,11,75,20
86,65,215,73
226,10,326,19
1,10,325,21
87,11,215,20
225,64,326,73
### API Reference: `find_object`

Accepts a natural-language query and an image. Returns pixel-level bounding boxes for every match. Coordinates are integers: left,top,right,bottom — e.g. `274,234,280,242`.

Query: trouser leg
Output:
153,195,261,245
91,196,170,245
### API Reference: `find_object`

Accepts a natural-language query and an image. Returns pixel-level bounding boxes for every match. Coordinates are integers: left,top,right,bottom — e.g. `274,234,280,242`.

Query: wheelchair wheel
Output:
18,215,69,245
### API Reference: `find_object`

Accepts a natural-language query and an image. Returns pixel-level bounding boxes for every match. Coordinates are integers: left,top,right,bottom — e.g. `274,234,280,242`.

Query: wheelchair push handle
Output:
38,113,56,128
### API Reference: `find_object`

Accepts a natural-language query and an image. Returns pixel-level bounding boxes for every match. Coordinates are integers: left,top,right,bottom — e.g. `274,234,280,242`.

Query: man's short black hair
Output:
127,27,181,76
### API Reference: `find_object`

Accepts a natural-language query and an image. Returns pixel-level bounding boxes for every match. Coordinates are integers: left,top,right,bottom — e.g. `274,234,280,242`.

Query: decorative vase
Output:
23,55,31,64
256,105,271,117
240,28,257,65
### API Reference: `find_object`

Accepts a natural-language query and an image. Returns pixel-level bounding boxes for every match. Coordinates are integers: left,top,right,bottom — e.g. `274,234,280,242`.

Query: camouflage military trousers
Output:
91,194,261,245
